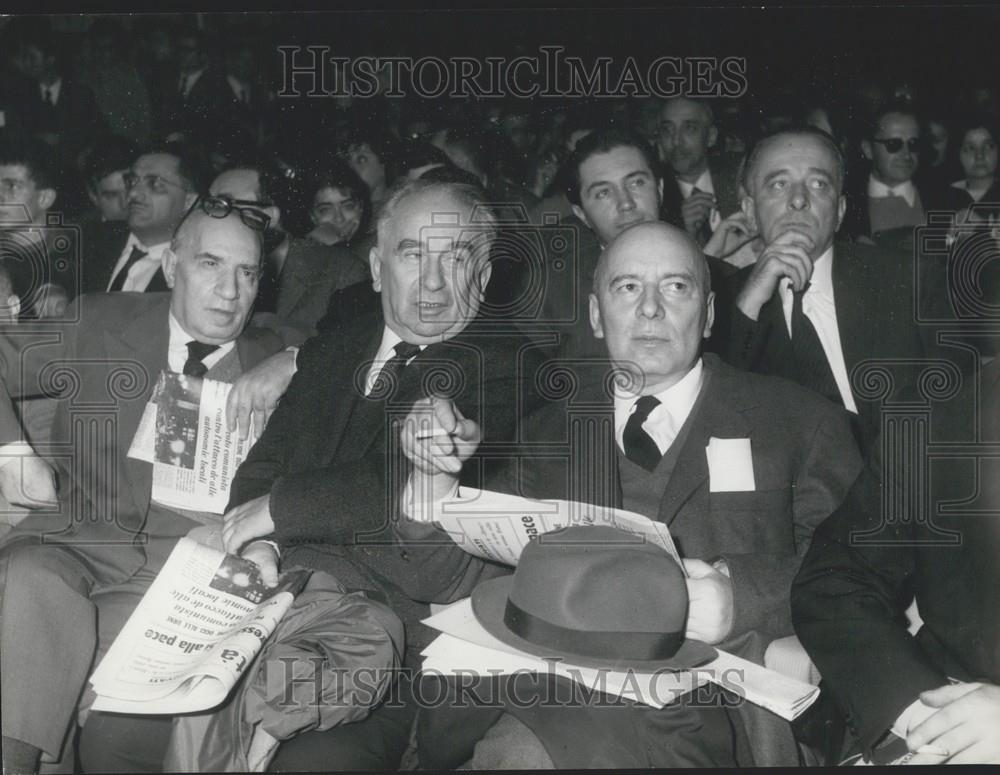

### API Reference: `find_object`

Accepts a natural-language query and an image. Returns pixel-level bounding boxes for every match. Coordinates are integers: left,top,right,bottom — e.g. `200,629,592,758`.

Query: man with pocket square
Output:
400,220,863,768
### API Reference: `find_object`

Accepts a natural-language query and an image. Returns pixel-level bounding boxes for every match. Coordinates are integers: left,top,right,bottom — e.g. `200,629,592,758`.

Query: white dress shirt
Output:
867,175,918,208
364,327,425,396
107,234,171,292
166,312,234,374
40,78,62,106
613,358,705,455
779,247,858,414
677,168,722,232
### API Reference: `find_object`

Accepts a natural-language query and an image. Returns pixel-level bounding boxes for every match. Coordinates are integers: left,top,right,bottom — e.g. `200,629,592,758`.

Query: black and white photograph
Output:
0,2,997,772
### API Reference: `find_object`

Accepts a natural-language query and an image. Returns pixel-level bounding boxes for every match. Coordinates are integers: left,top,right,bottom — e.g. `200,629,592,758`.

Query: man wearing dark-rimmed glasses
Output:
103,143,207,293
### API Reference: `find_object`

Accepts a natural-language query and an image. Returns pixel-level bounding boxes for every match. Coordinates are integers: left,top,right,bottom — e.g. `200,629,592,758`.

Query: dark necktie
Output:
369,341,421,399
43,87,54,106
790,288,842,405
178,74,187,98
623,395,663,472
108,245,148,292
183,341,221,378
689,186,714,246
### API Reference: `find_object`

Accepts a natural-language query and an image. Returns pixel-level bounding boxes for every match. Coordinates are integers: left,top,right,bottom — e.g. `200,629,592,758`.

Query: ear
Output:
571,203,591,231
265,205,281,231
37,187,56,213
707,125,718,149
161,247,178,289
183,191,198,211
740,195,757,234
836,194,847,232
589,293,604,340
703,291,715,339
656,177,664,203
369,244,382,292
87,188,99,206
861,139,873,161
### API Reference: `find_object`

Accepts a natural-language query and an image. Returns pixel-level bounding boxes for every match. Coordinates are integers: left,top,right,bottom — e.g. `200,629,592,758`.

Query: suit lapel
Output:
103,296,171,519
324,327,383,463
832,242,871,379
276,251,310,316
657,359,756,526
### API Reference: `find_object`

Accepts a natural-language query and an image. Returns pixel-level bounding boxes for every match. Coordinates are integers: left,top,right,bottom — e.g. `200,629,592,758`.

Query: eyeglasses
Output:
123,172,187,194
186,195,271,231
871,138,921,154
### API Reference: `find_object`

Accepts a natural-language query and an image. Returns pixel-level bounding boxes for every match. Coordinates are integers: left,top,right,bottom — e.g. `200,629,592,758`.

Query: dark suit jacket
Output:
18,77,105,154
660,152,744,233
86,225,169,294
274,237,368,331
724,240,930,453
842,170,946,245
414,353,862,768
792,356,1000,754
228,311,544,658
159,66,238,142
0,292,283,585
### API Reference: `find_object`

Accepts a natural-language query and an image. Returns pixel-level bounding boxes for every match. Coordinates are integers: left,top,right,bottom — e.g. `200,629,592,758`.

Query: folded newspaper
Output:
416,486,683,568
127,370,254,514
89,535,310,715
422,598,819,721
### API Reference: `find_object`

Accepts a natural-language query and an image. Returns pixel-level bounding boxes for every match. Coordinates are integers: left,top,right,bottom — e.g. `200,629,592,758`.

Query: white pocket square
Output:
706,437,755,492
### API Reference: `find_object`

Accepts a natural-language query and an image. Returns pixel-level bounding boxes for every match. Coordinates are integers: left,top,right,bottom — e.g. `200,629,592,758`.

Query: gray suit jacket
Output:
0,292,284,586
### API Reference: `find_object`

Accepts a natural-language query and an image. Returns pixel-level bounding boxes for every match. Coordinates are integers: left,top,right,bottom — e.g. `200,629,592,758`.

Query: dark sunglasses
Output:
185,195,271,231
871,137,921,154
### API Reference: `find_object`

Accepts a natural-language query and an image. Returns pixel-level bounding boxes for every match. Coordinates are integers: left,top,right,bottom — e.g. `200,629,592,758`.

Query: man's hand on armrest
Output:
222,493,276,554
226,347,299,442
0,442,58,511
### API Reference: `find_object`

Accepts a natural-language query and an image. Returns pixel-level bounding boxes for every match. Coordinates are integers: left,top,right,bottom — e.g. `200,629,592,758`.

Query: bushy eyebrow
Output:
607,270,695,286
585,169,652,195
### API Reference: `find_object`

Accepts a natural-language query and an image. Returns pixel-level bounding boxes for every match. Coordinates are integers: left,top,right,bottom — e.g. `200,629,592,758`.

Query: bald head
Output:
590,221,714,394
594,221,709,295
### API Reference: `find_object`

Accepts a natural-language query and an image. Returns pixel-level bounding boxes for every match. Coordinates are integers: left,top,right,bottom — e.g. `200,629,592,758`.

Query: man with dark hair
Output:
0,135,77,312
726,126,929,452
656,97,743,246
159,26,235,144
100,142,206,293
843,102,935,244
9,22,105,157
82,135,139,225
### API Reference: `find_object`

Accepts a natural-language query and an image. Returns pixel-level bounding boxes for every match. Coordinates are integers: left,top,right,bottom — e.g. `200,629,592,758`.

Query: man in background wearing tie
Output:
403,221,861,768
726,126,930,452
656,96,743,247
102,143,206,294
0,200,285,774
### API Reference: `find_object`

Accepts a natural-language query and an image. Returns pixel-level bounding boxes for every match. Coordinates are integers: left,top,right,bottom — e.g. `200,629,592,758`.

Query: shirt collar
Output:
167,311,236,369
867,175,917,207
676,168,713,199
40,78,61,101
613,357,704,421
126,232,171,257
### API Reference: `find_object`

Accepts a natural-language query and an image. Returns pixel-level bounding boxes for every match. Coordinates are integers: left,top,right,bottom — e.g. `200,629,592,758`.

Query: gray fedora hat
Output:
471,524,716,672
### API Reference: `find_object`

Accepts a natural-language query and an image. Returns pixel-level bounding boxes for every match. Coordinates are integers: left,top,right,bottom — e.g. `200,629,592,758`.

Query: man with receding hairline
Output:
0,203,286,774
726,126,930,453
405,220,861,768
657,97,743,245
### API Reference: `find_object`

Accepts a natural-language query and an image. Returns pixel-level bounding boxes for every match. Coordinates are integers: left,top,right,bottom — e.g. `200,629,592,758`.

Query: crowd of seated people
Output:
0,12,998,773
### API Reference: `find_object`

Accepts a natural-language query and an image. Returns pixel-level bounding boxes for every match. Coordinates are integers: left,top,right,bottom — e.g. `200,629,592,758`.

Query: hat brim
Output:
471,576,717,673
